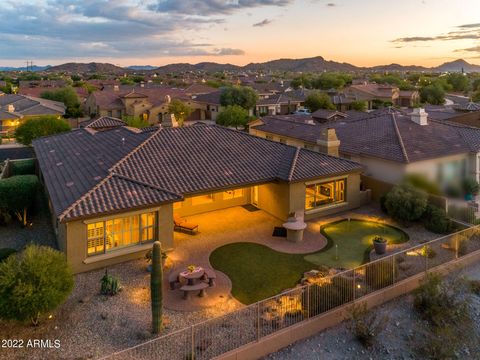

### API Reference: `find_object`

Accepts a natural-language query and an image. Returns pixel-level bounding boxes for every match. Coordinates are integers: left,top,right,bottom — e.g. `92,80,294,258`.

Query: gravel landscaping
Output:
265,261,480,360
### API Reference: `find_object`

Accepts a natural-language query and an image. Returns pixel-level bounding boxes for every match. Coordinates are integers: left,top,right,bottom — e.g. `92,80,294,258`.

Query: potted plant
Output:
372,235,387,255
187,265,196,273
145,249,167,272
462,178,479,201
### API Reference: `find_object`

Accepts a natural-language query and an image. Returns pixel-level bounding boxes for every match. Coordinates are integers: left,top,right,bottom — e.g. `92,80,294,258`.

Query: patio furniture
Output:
179,266,205,285
202,268,217,287
174,215,199,234
168,270,181,290
180,283,209,299
282,211,307,243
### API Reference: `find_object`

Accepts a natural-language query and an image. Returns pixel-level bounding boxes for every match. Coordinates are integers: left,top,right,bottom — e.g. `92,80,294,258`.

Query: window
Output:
223,189,244,200
87,211,157,256
191,193,214,206
305,179,346,210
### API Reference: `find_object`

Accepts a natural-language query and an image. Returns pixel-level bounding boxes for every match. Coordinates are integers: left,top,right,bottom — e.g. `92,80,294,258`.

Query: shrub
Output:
420,245,436,259
450,233,469,256
15,116,71,146
469,279,480,295
0,244,73,325
422,205,451,234
0,175,38,226
100,270,121,296
0,248,16,262
379,194,388,214
365,260,396,290
462,178,480,196
0,208,12,225
303,275,354,316
10,159,35,176
404,173,441,195
346,302,389,347
413,273,470,327
384,183,428,222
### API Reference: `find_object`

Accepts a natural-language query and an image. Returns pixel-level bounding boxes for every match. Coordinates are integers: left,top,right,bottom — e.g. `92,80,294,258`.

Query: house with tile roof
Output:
33,124,364,273
344,83,419,109
85,87,208,124
0,93,66,135
250,108,480,187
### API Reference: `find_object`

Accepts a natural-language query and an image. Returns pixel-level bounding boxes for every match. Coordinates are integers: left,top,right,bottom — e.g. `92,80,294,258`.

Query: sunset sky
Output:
1,0,479,67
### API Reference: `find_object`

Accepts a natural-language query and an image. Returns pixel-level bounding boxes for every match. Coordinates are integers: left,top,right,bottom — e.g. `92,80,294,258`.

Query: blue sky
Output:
1,0,479,66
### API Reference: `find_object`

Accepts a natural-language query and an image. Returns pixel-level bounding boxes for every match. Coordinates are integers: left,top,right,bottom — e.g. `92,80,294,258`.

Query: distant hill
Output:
433,59,480,73
368,63,429,72
46,62,125,74
154,62,241,73
0,65,51,72
244,56,359,72
127,65,158,71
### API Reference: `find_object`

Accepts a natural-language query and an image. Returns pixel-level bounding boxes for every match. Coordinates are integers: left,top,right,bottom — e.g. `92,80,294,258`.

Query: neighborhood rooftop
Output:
33,125,363,222
253,110,480,163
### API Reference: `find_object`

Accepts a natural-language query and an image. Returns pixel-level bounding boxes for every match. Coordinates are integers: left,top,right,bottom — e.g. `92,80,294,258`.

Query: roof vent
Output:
410,108,428,126
304,119,315,125
66,181,74,187
6,104,15,112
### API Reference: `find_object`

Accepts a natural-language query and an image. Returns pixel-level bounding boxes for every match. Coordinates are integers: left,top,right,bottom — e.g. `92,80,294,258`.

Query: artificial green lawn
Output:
304,219,409,269
209,242,314,304
209,220,409,304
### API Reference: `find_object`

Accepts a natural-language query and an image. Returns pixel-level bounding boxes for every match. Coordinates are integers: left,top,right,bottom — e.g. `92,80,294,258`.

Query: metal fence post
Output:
191,325,195,359
257,302,261,341
306,285,310,320
392,254,396,284
353,271,356,301
455,235,459,259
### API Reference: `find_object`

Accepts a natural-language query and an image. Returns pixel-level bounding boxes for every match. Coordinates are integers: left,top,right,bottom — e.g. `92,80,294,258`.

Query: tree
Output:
40,87,82,118
0,175,38,226
220,86,258,110
168,99,192,127
420,84,445,105
384,183,428,222
304,91,335,112
151,241,163,334
122,115,150,128
216,105,249,129
472,91,480,103
15,116,71,146
0,244,73,325
350,100,367,111
446,73,469,92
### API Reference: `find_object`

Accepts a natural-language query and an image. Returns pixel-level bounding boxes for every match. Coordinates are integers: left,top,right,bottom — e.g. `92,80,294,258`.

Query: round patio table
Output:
179,267,205,285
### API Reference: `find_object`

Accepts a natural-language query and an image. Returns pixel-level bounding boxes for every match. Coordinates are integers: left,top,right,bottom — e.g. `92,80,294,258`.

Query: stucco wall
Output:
256,182,290,221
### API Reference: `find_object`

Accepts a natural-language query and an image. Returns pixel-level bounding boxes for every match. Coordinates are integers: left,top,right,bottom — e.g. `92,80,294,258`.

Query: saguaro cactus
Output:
151,241,163,334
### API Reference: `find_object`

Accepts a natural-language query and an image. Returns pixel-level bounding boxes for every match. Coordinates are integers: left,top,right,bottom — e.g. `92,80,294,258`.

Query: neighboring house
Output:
311,109,348,122
18,86,89,105
250,108,480,187
78,116,127,131
18,80,67,88
255,93,302,116
344,83,419,109
0,94,66,134
192,90,224,121
85,87,205,124
33,124,364,273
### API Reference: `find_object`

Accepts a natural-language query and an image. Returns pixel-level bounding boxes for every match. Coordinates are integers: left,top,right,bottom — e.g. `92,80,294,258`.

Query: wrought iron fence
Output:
102,226,480,360
448,202,480,225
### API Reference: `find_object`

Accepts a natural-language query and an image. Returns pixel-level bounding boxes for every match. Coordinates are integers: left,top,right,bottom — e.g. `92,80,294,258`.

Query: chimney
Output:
410,107,428,126
113,84,119,92
317,128,340,157
6,104,15,113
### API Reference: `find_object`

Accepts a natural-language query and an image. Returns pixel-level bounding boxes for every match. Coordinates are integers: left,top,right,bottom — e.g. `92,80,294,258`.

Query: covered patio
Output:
163,206,327,311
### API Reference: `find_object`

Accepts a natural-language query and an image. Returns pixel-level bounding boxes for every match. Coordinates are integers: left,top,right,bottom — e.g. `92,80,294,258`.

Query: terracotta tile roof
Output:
0,94,65,117
252,110,480,164
184,84,217,95
33,125,362,221
193,90,222,105
257,94,302,106
311,109,347,120
79,116,127,129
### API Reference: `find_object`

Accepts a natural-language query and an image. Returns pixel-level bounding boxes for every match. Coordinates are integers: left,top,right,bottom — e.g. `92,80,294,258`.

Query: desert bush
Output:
420,245,436,259
449,233,469,256
422,205,451,234
346,302,389,347
384,183,428,222
404,173,442,195
0,244,73,325
379,194,388,214
0,208,12,225
365,260,396,290
303,275,354,316
413,273,470,327
100,270,121,296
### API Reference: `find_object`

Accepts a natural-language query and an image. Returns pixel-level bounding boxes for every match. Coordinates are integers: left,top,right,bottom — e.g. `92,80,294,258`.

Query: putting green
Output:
304,219,409,269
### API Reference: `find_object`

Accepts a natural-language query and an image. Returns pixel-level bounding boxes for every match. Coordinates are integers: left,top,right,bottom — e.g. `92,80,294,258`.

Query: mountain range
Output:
1,57,479,74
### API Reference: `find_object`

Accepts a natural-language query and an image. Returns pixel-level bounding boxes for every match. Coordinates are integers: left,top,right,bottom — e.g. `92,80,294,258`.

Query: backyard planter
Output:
373,236,387,255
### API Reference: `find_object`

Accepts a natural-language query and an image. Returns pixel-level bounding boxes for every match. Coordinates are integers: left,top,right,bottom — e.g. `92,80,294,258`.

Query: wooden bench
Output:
168,270,181,290
202,268,217,287
180,282,209,299
174,215,199,234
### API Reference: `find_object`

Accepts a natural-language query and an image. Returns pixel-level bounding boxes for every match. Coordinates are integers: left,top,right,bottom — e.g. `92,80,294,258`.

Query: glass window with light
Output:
87,211,157,256
305,179,346,210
